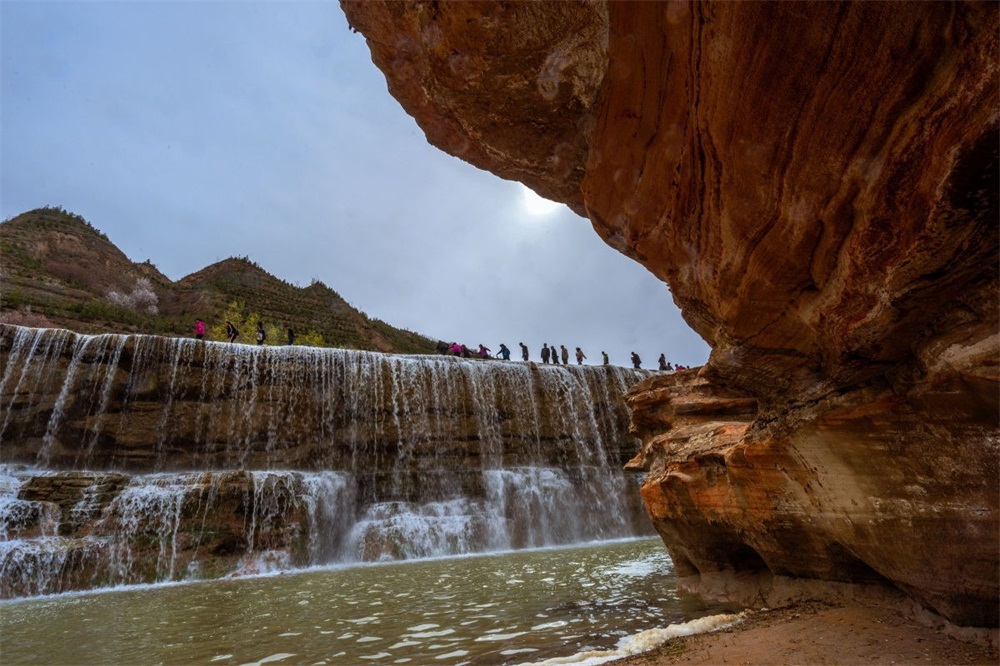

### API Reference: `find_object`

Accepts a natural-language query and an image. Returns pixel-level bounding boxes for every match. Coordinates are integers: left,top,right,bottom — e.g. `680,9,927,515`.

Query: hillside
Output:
0,207,436,353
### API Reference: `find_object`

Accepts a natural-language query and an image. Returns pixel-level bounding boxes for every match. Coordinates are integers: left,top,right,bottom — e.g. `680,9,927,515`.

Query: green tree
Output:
210,300,325,347
295,329,325,347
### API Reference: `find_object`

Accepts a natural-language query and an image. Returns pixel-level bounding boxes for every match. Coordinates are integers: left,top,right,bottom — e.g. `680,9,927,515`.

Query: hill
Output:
0,207,436,353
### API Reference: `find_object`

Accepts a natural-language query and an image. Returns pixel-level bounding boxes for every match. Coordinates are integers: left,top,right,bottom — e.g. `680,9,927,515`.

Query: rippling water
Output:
0,538,732,665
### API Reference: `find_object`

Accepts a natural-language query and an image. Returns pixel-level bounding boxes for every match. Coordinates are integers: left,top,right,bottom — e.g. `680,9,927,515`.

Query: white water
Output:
0,326,655,598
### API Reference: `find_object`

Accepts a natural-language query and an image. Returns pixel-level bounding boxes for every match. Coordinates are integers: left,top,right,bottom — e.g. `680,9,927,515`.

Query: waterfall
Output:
0,325,653,597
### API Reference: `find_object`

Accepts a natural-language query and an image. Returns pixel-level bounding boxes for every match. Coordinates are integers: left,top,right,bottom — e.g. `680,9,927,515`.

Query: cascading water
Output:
0,324,654,598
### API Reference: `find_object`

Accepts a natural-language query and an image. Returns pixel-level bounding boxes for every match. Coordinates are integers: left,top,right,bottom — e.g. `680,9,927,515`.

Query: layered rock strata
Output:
340,0,999,626
0,325,644,476
0,324,652,597
2,469,318,598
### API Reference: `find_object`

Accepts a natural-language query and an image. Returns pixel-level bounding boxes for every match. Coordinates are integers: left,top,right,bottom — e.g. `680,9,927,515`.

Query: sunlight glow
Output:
520,184,562,216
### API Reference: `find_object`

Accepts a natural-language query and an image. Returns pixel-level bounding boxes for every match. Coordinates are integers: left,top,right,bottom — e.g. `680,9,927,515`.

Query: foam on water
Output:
521,612,744,665
239,653,297,666
595,550,675,581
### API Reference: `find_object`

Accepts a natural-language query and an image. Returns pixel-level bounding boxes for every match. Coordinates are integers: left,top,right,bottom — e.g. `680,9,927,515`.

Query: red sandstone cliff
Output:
340,0,999,626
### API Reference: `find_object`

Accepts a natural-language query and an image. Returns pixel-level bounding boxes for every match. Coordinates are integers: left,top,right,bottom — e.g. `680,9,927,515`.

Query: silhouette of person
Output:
575,347,586,365
256,322,266,346
602,351,609,365
560,345,569,365
541,343,551,364
287,327,296,345
519,342,529,361
658,354,667,371
631,352,641,369
226,321,239,343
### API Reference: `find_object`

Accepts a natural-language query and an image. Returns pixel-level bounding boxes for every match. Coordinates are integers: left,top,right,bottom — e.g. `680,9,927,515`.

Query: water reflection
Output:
1,538,729,665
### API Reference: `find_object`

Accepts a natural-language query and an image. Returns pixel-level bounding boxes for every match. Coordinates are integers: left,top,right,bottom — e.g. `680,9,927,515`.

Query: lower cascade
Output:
0,324,653,598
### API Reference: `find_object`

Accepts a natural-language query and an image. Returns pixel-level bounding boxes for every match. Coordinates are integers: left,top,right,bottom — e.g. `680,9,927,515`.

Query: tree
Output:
106,277,159,314
209,301,325,347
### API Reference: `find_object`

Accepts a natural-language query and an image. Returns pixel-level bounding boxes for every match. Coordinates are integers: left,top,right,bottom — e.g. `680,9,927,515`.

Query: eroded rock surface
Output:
341,1,999,625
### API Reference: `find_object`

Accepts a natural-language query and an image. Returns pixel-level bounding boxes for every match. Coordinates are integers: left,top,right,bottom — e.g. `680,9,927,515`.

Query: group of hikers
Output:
194,318,296,346
436,340,690,371
195,319,690,371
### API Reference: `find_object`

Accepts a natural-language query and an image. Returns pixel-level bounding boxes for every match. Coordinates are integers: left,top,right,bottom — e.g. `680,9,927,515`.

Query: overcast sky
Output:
1,2,710,368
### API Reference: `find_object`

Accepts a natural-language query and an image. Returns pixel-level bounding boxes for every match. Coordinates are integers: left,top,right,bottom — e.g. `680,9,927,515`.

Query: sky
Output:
0,2,710,368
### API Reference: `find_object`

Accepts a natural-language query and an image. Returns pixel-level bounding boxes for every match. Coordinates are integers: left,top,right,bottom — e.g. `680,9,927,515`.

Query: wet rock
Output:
0,325,652,597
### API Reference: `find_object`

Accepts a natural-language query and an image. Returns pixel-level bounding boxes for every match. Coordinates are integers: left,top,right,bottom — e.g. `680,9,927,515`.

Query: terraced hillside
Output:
0,207,435,353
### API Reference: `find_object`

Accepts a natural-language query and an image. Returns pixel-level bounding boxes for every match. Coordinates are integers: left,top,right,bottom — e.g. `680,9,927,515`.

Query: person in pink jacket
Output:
194,319,205,340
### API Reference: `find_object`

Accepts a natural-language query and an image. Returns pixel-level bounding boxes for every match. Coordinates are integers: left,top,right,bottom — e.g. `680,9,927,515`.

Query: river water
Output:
0,538,736,666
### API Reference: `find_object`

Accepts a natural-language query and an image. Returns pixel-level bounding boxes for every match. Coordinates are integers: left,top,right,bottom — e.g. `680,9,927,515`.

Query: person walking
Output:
602,351,609,365
541,343,551,364
575,347,586,365
256,322,267,346
226,321,239,343
194,319,205,340
631,351,641,369
519,342,529,362
560,345,569,365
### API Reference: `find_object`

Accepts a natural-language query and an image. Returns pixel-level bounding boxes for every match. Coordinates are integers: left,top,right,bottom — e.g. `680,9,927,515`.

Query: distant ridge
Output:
0,207,435,353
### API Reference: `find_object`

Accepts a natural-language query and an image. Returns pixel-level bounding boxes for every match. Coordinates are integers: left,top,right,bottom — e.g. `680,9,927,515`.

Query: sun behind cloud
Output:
520,184,562,216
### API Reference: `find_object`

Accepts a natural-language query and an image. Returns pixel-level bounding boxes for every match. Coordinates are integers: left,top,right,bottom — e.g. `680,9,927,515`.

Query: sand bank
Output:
616,602,997,665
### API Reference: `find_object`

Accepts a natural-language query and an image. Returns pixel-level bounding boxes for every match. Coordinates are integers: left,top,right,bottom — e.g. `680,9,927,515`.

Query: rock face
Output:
0,325,652,597
340,1,999,626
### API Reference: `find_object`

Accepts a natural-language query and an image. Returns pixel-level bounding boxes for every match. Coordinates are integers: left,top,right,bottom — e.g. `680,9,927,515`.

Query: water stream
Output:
0,538,737,666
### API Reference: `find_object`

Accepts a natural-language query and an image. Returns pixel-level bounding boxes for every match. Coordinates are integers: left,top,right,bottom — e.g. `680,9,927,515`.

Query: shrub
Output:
0,306,55,328
295,330,325,347
1,287,25,310
208,300,325,348
75,300,143,324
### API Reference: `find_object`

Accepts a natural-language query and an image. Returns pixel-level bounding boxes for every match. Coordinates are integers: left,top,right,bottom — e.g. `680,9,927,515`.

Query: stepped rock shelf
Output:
340,1,999,626
0,324,653,597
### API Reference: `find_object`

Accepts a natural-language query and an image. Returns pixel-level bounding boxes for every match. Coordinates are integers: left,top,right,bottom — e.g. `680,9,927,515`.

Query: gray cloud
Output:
0,2,710,368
